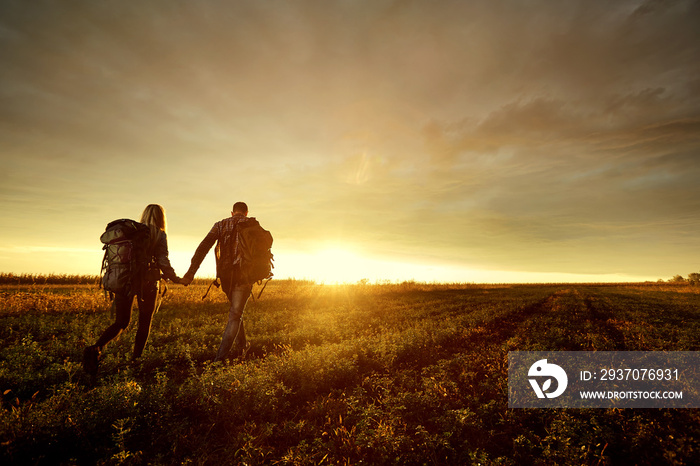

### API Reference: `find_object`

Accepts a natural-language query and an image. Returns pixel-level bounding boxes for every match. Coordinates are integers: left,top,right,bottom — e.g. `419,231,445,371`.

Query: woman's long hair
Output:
140,204,167,248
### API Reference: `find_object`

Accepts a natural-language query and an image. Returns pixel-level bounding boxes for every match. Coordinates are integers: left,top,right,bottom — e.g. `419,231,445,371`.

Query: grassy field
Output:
1,278,699,465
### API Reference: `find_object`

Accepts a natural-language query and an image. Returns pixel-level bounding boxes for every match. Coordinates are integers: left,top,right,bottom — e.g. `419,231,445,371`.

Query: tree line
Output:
667,272,700,284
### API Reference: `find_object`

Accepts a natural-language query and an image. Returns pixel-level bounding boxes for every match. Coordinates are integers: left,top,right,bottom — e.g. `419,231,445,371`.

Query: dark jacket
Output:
148,229,178,283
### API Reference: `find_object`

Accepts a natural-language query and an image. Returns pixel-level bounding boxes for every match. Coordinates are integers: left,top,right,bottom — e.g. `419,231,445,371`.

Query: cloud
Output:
1,0,698,279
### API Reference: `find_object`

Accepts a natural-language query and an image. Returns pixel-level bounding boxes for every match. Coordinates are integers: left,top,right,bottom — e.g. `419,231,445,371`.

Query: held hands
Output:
180,273,194,287
168,275,190,286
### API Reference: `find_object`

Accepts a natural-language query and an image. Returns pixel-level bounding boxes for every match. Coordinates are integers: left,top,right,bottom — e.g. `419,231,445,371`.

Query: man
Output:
181,201,253,362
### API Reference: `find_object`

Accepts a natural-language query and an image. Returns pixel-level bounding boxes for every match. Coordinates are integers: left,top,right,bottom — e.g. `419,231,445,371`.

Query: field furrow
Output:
1,281,699,465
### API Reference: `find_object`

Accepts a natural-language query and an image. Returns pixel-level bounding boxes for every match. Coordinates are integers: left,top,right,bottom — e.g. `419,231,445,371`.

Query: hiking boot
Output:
83,345,101,377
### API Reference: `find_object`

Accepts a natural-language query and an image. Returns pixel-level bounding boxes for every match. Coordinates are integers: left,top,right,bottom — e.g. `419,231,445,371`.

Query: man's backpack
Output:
235,218,274,286
100,219,151,295
202,217,275,301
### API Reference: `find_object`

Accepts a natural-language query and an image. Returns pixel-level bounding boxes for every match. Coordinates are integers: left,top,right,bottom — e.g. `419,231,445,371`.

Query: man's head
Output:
232,201,249,216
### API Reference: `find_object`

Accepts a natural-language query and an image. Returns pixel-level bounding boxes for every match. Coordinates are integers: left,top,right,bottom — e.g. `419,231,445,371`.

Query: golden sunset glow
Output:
295,246,367,283
1,1,698,283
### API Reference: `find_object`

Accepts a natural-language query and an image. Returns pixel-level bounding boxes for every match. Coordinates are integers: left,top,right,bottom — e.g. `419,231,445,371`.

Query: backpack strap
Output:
99,246,110,299
254,277,272,301
201,278,220,300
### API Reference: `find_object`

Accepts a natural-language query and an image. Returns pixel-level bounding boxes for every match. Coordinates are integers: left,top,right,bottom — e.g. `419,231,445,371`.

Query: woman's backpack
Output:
100,219,151,295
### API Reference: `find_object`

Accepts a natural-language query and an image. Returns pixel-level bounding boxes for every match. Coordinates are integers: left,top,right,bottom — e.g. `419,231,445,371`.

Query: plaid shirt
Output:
186,213,248,278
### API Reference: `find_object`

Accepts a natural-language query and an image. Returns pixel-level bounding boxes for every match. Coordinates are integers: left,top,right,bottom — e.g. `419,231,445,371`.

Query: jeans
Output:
95,281,161,358
215,284,252,361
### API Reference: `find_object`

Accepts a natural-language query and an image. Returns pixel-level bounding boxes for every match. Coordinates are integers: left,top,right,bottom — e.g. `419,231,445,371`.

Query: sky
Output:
1,0,699,283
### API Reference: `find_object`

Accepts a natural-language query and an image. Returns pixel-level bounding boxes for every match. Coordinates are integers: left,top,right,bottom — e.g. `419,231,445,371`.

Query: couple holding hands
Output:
83,202,255,378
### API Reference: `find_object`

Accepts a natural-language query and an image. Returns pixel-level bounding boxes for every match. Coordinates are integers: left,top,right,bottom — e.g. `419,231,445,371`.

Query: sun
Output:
297,246,368,283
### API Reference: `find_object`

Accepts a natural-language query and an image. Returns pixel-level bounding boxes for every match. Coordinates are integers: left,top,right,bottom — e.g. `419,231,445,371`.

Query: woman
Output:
84,204,181,376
